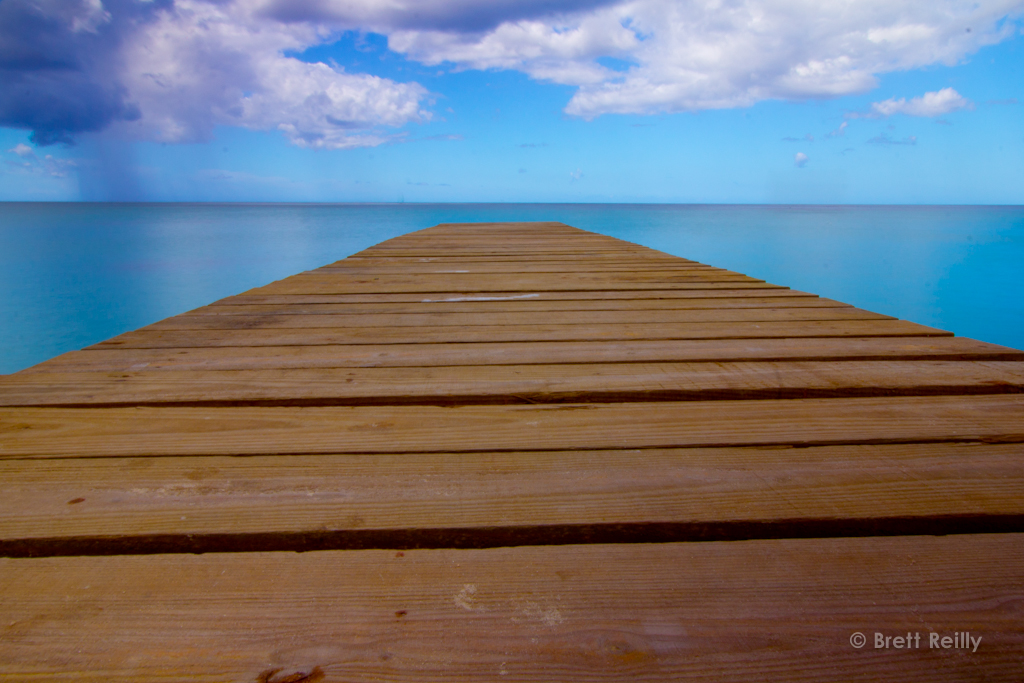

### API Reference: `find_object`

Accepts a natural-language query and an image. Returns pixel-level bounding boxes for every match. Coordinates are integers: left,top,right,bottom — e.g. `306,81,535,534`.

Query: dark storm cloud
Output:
0,0,167,145
261,0,619,32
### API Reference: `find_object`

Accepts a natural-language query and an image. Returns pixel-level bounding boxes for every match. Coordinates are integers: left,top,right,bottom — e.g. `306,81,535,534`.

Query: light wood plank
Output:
2,394,1022,458
253,273,765,296
218,288,809,305
93,320,951,349
6,219,1024,683
20,337,1021,374
287,269,746,279
187,296,847,316
144,307,892,331
250,281,787,294
0,443,1021,543
337,254,700,263
314,262,717,273
3,360,1023,406
2,536,1023,681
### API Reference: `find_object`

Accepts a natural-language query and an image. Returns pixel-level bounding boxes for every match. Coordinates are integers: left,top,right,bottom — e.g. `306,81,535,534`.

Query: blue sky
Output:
2,0,1022,204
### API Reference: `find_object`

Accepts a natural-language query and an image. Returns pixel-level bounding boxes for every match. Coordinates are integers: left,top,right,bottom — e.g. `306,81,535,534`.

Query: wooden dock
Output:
2,221,1023,681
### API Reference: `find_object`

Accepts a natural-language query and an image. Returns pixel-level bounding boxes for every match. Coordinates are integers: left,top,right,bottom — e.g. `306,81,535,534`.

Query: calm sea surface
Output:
1,203,1022,374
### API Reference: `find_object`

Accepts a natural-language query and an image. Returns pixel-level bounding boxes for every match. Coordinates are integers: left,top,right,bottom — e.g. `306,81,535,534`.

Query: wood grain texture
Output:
313,262,722,273
4,220,1024,681
249,279,779,295
2,394,1023,458
332,255,705,264
3,360,1023,406
0,442,1021,543
18,337,1023,374
2,535,1023,682
217,289,812,305
93,320,951,349
185,296,850,316
276,271,759,284
144,307,892,331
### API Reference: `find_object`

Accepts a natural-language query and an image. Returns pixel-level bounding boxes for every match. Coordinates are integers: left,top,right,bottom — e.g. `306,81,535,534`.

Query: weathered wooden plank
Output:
356,236,654,245
186,297,846,316
316,255,712,265
251,281,766,296
3,361,1023,407
357,244,674,253
2,536,1023,681
312,267,726,277
360,237,650,245
250,281,786,295
92,320,951,349
218,288,806,305
353,256,710,264
363,226,621,237
352,243,670,257
358,233,648,244
6,218,1024,683
291,267,741,278
2,395,1022,458
144,307,892,331
258,272,763,291
20,337,1020,374
0,443,1021,545
314,262,717,273
356,250,669,258
359,234,650,244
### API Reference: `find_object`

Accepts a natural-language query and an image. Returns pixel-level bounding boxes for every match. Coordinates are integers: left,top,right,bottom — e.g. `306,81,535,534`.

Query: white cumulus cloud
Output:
8,143,34,157
117,1,429,149
794,152,808,167
377,0,1023,118
868,87,974,117
6,0,1021,147
4,148,76,177
389,8,637,86
2,0,431,149
826,121,848,138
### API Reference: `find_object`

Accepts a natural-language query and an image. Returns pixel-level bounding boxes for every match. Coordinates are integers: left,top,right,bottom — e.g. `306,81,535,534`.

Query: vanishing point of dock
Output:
1,221,1023,681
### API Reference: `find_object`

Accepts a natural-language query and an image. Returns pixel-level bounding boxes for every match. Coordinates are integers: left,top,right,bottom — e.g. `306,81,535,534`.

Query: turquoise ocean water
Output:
1,202,1022,374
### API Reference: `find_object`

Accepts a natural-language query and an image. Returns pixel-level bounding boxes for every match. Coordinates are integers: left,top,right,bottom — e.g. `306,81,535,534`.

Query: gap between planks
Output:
19,337,1023,374
92,320,953,349
140,307,894,331
1,394,1023,458
3,360,1024,407
1,442,1023,556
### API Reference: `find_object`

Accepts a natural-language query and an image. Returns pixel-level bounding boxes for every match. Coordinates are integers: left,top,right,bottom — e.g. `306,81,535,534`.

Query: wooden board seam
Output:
4,514,1024,558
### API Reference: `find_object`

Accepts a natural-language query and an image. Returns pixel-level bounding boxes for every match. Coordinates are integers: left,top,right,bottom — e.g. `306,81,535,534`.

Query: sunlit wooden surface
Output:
2,222,1023,681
